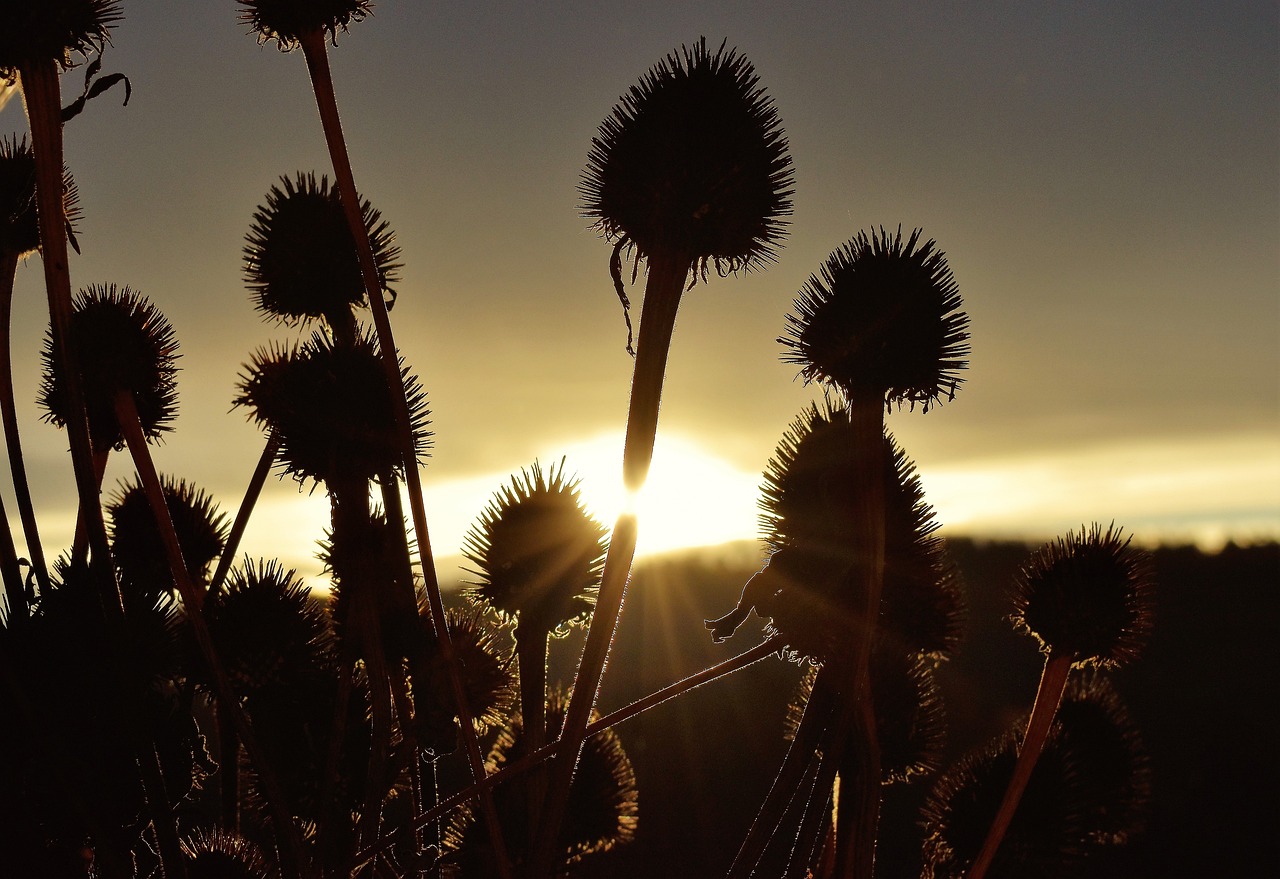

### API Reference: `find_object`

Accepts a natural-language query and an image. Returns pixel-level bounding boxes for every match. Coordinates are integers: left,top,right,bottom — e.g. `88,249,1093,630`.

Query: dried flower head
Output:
444,693,638,874
38,284,180,450
781,227,970,410
180,827,270,879
463,459,607,634
582,37,793,278
416,605,516,753
0,0,122,76
237,0,372,50
234,329,430,486
0,135,80,259
1013,524,1155,667
107,475,229,602
243,172,400,326
710,398,963,661
201,559,332,696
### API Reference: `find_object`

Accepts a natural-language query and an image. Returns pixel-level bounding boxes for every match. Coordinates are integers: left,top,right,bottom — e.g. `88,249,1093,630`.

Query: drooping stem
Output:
17,61,116,609
0,249,48,599
113,389,309,879
294,30,508,877
967,650,1073,879
530,249,689,878
209,429,280,593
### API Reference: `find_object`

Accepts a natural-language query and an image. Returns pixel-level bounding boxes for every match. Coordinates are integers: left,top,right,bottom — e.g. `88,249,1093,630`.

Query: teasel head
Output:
234,328,431,487
319,508,418,660
715,398,963,661
463,459,607,636
1054,671,1151,847
180,828,271,879
781,227,970,411
238,0,372,51
920,728,1091,879
582,37,792,286
38,284,179,451
1013,524,1155,668
243,171,400,327
0,0,122,77
199,558,333,698
786,645,946,785
107,475,229,604
416,604,516,753
0,135,81,260
443,692,638,874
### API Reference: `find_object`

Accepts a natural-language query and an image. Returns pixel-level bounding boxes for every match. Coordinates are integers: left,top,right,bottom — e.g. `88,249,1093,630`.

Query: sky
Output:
2,0,1277,580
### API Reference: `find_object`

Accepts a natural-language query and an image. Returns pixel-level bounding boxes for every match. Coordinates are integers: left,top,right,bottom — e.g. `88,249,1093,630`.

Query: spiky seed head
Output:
1013,524,1155,667
38,284,180,450
237,0,372,50
180,828,271,879
0,0,122,76
0,135,81,259
750,399,964,662
443,693,638,874
781,227,970,410
234,329,431,486
582,37,793,277
107,475,229,603
416,606,516,753
243,172,400,326
463,460,607,634
201,559,332,696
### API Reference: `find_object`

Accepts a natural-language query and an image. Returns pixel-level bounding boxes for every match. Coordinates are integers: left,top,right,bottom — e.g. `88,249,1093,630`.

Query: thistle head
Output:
1012,524,1155,667
243,172,400,327
416,605,516,753
462,459,607,635
582,37,792,278
444,692,638,873
234,328,431,487
180,828,270,879
107,475,229,603
0,135,81,259
38,284,180,450
781,227,970,410
0,0,122,77
237,0,372,51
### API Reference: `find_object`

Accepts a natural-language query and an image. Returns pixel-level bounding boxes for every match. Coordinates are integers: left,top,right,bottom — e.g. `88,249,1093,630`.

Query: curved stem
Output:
113,390,310,878
530,250,688,878
294,30,508,878
0,249,48,599
967,650,1073,879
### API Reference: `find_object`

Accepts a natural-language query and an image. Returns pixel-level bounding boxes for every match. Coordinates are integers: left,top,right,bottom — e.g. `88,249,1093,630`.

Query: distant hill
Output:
456,539,1279,878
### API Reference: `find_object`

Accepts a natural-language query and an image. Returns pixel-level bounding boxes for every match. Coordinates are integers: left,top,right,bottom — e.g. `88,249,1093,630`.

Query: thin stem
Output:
113,390,310,879
530,250,689,878
137,744,187,879
351,636,782,870
294,30,508,878
967,650,1073,879
0,248,49,598
17,60,116,610
209,429,281,593
516,621,549,853
0,490,25,624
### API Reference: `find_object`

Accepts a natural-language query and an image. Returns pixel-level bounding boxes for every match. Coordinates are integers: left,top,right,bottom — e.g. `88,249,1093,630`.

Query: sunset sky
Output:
3,0,1277,580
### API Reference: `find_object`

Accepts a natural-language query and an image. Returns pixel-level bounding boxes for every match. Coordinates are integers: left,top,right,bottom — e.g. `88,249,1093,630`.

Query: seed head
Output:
237,0,372,51
39,284,180,450
463,459,607,635
781,227,970,410
180,828,270,879
0,135,81,259
582,37,793,277
0,0,122,76
1013,524,1155,667
243,172,400,326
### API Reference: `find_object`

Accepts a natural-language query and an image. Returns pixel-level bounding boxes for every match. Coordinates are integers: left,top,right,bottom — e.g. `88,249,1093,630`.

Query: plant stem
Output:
113,389,310,879
293,30,508,878
967,650,1073,879
0,490,25,623
18,59,118,616
516,620,549,853
530,249,689,878
209,429,280,593
0,249,48,599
